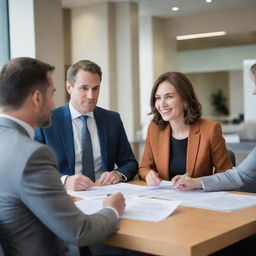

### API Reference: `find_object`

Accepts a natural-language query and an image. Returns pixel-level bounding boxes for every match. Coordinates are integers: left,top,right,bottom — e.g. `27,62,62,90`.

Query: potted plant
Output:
210,90,229,116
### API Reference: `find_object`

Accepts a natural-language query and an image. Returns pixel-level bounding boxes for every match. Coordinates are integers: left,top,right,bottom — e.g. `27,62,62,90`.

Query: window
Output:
0,0,10,67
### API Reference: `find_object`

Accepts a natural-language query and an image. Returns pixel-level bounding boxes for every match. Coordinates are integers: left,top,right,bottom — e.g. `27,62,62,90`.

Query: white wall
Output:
229,70,244,117
9,0,35,57
71,3,113,109
177,44,256,73
139,17,154,131
115,2,140,141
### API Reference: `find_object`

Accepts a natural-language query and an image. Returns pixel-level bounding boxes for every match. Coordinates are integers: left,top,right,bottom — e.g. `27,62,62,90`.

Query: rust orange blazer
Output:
139,118,232,180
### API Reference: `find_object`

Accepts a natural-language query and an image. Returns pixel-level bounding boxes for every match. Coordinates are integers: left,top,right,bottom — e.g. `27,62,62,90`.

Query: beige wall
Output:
186,72,229,118
34,0,65,107
229,70,244,117
9,0,65,107
70,2,140,142
71,3,114,109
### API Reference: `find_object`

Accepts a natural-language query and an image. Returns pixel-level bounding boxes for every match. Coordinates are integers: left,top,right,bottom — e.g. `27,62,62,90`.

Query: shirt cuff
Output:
104,206,120,219
61,175,68,185
200,178,205,190
111,171,127,182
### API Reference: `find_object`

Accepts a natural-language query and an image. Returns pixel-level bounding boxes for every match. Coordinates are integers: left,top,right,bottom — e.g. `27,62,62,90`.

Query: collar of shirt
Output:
0,114,35,139
69,102,95,120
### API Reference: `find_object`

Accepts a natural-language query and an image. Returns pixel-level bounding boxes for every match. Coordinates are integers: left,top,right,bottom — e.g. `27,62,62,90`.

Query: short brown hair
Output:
0,57,55,110
150,72,202,130
67,60,102,85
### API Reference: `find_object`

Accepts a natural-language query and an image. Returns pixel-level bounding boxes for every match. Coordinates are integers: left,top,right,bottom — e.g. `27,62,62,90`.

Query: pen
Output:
183,172,189,178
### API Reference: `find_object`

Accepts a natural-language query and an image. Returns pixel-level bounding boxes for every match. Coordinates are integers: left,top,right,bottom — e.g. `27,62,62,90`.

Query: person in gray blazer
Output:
172,63,256,192
0,57,125,256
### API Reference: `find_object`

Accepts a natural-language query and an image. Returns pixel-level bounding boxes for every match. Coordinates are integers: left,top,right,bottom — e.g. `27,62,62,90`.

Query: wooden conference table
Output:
101,180,256,256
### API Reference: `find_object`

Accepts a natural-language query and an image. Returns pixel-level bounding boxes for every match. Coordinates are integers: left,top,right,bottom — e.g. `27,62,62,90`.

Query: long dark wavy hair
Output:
150,72,202,130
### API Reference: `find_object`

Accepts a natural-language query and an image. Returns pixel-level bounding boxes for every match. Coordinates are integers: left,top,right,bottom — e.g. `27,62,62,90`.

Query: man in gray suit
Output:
0,57,125,256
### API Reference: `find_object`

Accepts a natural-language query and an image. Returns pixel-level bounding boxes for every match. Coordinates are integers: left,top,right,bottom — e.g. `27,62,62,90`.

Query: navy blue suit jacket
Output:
35,104,138,181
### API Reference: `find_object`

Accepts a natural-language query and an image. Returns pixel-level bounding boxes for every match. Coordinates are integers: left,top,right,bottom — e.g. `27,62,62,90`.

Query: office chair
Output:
0,244,4,256
227,149,236,166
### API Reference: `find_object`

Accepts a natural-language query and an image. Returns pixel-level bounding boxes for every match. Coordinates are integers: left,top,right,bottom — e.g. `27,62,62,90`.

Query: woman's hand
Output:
145,170,161,186
171,175,184,185
174,177,202,191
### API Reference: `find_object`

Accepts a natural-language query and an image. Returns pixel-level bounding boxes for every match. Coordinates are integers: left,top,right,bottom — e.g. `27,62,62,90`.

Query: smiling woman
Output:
173,63,256,193
138,72,233,186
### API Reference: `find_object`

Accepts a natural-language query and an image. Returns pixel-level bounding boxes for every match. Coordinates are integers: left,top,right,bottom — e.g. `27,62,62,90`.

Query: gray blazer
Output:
201,147,256,191
0,117,119,256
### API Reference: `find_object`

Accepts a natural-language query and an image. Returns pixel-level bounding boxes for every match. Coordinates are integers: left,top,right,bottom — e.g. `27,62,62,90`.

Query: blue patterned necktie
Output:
80,115,95,181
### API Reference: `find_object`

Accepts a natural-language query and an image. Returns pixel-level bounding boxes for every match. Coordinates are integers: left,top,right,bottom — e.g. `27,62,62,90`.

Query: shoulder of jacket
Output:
197,118,220,132
95,106,119,116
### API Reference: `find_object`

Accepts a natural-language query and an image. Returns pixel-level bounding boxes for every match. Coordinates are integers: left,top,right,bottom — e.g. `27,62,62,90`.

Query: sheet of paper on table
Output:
75,196,181,222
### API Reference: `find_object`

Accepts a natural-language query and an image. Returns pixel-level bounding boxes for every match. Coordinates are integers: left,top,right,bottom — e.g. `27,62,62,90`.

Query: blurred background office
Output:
1,0,256,180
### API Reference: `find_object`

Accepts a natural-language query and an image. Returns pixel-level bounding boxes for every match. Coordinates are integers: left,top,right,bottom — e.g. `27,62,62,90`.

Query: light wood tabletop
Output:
102,180,256,256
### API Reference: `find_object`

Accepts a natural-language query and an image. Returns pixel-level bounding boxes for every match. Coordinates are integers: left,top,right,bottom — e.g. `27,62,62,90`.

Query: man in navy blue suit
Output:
35,60,138,191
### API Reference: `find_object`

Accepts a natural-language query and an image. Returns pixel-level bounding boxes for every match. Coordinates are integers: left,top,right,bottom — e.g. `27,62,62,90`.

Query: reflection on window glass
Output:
0,0,10,67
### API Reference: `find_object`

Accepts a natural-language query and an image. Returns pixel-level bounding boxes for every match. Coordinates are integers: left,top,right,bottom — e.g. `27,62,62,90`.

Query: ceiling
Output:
62,0,256,18
62,0,256,51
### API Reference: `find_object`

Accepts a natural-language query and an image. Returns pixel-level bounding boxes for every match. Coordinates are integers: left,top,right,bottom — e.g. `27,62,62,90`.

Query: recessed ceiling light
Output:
176,31,226,40
172,7,179,11
206,0,212,3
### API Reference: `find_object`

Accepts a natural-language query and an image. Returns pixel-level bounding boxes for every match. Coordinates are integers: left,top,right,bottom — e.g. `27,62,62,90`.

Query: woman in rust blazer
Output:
139,72,232,185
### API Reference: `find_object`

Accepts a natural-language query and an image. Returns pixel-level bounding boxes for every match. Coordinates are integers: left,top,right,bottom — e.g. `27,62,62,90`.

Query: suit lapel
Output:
58,104,75,170
158,125,170,180
94,107,107,170
186,121,201,177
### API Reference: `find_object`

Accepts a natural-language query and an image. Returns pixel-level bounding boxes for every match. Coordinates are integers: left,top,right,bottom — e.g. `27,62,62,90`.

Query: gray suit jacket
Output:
0,117,119,256
201,147,256,191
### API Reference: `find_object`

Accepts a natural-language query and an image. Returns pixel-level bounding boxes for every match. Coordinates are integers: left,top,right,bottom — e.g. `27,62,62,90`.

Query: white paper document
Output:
150,180,173,189
141,188,226,202
75,196,181,222
68,183,152,199
183,193,256,212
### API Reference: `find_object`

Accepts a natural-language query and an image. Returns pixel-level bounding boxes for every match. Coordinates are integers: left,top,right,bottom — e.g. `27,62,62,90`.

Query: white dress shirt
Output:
61,102,127,185
61,102,103,183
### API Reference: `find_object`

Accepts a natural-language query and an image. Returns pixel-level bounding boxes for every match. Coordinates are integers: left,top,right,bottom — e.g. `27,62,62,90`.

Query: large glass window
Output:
0,0,10,67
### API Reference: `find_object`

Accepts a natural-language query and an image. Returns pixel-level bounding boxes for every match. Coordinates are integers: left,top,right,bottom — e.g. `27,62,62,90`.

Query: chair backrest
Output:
0,244,5,256
227,149,236,166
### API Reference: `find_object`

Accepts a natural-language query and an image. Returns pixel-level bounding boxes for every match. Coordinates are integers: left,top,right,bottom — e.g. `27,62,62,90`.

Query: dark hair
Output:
67,60,102,85
150,72,202,130
250,63,256,77
0,57,55,110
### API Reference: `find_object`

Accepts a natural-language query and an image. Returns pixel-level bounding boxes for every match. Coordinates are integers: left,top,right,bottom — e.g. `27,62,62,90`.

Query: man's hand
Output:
98,171,122,185
145,170,161,186
103,192,125,216
64,174,94,191
174,177,202,191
